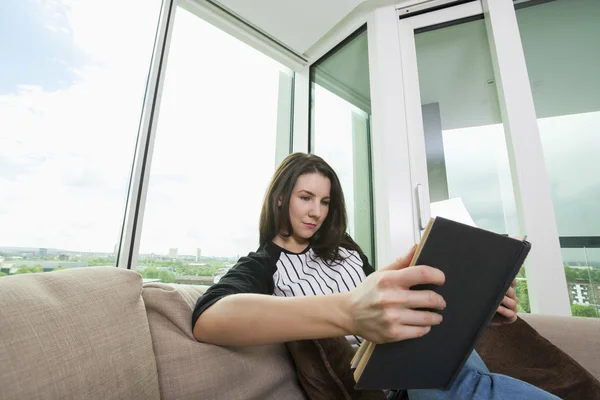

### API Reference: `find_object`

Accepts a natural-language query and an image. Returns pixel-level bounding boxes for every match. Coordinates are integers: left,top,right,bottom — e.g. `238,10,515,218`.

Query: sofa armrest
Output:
520,313,600,380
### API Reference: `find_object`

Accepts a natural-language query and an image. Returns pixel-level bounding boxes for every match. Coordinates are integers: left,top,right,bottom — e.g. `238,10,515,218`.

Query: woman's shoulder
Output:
234,242,281,271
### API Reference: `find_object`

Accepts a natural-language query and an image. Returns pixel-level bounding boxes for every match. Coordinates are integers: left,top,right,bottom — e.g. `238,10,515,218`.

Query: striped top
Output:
192,241,375,331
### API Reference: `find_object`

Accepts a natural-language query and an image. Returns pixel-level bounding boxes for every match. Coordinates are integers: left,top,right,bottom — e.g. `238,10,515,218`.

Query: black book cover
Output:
354,217,531,390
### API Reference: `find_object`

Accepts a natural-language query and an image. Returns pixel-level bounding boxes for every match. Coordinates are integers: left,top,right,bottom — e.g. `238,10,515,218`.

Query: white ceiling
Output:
214,0,364,54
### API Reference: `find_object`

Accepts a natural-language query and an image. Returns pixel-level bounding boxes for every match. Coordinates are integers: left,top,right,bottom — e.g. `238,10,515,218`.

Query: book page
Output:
430,198,477,227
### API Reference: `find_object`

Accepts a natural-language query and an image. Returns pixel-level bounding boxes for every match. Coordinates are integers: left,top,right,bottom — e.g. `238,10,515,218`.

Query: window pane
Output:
310,27,375,265
413,18,528,309
517,0,600,317
137,7,293,284
0,0,162,277
415,18,518,236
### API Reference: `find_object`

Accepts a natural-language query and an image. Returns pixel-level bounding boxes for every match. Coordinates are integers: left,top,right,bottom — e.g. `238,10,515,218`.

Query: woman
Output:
192,152,557,399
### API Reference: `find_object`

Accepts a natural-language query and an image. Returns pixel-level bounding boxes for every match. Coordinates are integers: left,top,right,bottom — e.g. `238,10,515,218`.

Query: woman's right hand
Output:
344,245,446,344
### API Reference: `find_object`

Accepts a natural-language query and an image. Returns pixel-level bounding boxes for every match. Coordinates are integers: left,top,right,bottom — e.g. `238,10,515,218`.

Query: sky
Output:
0,0,358,258
442,111,600,236
0,0,272,257
0,0,598,262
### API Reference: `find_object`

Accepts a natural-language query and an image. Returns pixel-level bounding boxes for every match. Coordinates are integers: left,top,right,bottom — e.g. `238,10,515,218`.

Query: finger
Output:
397,309,443,326
501,295,517,311
497,305,517,320
506,286,517,300
381,244,418,272
391,325,432,343
511,279,517,288
403,289,446,310
392,265,446,288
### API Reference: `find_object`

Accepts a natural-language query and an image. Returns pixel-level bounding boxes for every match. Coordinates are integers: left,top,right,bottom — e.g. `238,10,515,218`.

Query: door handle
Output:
416,184,428,231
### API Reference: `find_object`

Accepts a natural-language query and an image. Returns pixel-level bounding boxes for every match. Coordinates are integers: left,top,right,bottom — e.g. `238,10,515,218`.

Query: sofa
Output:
1,266,598,399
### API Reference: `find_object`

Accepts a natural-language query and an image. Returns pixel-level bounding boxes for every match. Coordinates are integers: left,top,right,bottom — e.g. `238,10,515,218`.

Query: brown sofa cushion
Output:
142,283,306,400
286,337,385,400
0,267,160,400
476,316,600,400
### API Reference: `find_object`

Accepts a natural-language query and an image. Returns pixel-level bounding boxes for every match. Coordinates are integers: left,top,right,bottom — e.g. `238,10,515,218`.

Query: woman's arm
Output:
193,246,447,346
193,292,352,346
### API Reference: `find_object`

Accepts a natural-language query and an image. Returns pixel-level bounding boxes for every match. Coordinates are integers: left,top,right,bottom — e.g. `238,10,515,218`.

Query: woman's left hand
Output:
490,279,519,326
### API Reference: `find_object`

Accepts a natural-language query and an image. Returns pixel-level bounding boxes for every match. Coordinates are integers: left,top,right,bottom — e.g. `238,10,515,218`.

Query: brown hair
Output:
259,152,364,262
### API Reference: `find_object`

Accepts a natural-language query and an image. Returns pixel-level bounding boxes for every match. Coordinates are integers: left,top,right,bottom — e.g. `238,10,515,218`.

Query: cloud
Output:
0,0,160,253
0,3,290,258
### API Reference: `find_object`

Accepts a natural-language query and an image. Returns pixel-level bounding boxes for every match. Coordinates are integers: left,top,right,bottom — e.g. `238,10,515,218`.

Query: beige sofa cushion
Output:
142,283,306,400
0,267,160,400
521,313,600,380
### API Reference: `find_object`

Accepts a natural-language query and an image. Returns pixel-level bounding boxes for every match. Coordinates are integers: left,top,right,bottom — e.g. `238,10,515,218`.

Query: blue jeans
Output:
393,351,560,400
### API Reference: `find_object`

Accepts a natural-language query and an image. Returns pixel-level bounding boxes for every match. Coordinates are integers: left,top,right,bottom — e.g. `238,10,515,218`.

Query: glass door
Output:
397,2,518,239
394,0,571,315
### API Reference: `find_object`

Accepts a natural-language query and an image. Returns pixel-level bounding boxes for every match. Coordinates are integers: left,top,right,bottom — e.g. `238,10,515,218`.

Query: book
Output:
352,216,531,390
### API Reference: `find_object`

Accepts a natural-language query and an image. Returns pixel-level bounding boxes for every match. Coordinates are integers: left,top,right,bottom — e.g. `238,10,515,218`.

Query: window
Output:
0,0,162,277
517,0,600,317
136,7,294,284
309,27,376,264
414,18,518,236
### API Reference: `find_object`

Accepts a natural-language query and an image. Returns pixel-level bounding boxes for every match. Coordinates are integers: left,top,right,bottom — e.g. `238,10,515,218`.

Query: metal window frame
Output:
116,0,177,270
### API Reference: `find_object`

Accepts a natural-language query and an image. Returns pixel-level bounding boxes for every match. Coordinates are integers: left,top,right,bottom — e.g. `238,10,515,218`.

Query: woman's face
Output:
285,172,331,244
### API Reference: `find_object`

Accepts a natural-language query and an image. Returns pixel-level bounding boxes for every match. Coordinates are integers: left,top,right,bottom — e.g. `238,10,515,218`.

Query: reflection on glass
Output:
415,18,518,236
137,8,293,285
517,0,600,317
0,0,161,277
310,27,375,263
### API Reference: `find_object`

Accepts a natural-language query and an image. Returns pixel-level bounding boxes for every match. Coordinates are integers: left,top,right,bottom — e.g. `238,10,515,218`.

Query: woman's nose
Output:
308,202,321,219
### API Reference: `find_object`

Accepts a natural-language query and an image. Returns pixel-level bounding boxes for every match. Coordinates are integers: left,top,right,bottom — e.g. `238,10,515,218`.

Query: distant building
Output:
39,248,48,257
568,282,600,308
570,283,591,305
567,265,595,270
168,248,178,258
196,248,202,262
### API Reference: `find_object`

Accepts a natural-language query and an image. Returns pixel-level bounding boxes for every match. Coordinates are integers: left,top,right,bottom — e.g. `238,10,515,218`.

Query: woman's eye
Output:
322,201,330,207
301,196,310,201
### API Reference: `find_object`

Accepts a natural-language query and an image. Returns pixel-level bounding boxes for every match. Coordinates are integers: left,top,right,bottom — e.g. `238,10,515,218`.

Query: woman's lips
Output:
303,222,317,229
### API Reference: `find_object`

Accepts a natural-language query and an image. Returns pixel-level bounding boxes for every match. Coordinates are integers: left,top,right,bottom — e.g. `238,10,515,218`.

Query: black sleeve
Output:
360,253,376,277
191,251,275,329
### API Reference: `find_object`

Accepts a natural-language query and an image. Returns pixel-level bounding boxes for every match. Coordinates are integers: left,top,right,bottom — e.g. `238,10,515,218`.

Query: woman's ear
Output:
277,196,282,207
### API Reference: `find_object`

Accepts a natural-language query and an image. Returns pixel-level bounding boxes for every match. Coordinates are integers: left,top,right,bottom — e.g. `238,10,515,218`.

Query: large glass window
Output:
309,27,376,264
136,7,294,285
517,0,600,317
0,0,162,277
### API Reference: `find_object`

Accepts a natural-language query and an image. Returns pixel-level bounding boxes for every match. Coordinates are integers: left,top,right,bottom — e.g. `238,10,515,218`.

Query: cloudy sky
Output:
0,0,161,253
0,0,353,258
1,0,598,263
0,0,286,257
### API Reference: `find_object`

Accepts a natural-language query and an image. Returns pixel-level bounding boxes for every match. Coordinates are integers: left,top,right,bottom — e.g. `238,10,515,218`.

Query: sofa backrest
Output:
521,313,600,380
0,267,161,400
142,282,307,400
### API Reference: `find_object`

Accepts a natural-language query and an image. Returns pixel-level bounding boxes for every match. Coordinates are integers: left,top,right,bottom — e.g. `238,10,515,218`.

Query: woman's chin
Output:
293,232,314,242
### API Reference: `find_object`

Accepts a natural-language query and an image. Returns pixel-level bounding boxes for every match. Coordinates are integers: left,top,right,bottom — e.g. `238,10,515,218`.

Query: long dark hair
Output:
259,152,365,262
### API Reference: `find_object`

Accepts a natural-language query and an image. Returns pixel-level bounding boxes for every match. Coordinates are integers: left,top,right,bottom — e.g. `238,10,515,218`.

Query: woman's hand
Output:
490,279,519,326
344,245,446,344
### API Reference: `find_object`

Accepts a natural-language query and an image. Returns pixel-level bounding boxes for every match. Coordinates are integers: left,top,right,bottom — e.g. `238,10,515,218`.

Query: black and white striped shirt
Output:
192,241,375,336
